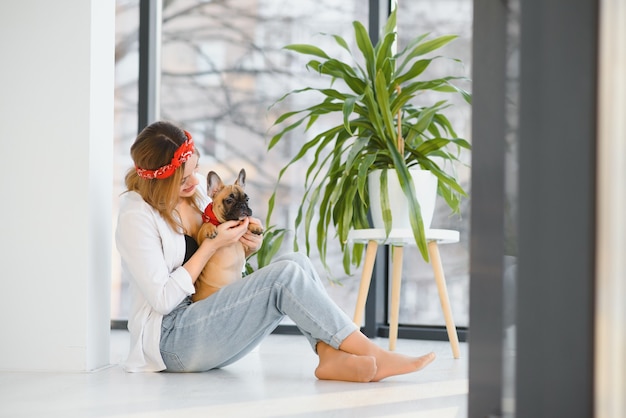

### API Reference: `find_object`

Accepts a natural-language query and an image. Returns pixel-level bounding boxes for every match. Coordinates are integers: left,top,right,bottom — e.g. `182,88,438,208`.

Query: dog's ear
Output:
206,171,224,198
235,168,246,189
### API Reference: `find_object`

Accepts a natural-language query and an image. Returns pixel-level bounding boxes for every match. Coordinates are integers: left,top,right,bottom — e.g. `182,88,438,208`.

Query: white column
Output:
0,0,114,371
595,0,626,416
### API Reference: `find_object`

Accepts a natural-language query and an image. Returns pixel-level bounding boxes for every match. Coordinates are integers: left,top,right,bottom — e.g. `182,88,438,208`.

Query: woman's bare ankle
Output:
315,343,377,382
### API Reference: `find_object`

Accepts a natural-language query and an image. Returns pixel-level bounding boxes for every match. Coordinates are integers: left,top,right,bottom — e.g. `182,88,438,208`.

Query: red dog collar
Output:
202,203,221,226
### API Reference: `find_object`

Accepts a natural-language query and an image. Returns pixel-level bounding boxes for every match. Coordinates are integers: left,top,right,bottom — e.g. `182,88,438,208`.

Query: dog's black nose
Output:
236,203,252,213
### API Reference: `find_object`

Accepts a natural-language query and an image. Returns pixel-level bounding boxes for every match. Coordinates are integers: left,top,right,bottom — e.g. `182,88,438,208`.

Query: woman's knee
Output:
262,253,323,293
281,252,318,275
267,258,311,287
276,251,309,266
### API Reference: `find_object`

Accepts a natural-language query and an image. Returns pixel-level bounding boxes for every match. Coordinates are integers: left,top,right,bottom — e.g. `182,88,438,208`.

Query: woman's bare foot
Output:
336,331,437,381
370,351,436,382
315,342,377,382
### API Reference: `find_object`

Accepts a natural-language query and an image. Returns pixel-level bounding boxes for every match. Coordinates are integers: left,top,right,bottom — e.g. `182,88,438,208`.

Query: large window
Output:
112,0,472,334
395,0,472,327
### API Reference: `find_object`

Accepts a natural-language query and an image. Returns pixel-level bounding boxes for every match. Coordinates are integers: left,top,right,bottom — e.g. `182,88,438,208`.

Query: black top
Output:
183,234,199,264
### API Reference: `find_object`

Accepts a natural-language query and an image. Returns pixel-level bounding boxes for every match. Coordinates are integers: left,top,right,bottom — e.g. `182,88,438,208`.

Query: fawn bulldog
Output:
192,168,264,302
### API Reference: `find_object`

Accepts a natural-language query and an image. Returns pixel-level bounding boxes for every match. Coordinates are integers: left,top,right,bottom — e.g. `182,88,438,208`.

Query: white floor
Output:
0,330,468,418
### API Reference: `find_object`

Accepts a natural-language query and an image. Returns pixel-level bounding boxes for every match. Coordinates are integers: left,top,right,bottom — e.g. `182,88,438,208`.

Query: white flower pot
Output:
368,169,438,230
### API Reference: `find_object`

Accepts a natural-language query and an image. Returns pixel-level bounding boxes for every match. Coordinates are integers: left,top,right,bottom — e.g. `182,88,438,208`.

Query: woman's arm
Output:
116,205,195,314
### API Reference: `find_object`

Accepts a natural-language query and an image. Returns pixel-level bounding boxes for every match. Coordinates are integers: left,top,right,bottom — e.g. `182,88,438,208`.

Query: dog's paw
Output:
202,224,218,240
250,226,264,236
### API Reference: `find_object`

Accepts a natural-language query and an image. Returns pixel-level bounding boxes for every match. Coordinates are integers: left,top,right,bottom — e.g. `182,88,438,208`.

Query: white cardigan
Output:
115,190,208,372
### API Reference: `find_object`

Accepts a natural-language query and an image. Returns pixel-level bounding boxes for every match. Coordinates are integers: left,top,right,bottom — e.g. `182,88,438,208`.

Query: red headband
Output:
135,130,195,180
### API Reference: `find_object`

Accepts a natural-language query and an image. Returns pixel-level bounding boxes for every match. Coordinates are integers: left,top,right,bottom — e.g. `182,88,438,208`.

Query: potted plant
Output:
266,8,471,275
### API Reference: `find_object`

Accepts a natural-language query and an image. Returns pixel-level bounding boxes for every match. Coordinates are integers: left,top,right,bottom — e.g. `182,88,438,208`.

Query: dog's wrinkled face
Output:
207,169,252,223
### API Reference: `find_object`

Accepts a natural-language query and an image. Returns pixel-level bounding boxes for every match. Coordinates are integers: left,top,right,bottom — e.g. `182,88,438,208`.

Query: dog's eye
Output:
225,198,233,205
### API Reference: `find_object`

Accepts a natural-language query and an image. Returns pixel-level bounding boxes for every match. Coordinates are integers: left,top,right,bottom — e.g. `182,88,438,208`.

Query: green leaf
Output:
267,117,305,150
317,59,366,94
388,146,429,260
433,82,473,104
357,153,377,201
284,44,330,59
374,70,397,143
353,20,376,82
405,35,457,62
331,34,351,53
343,96,357,135
345,136,369,172
395,58,434,85
414,101,449,134
417,138,451,155
379,170,392,235
362,84,386,139
375,32,397,82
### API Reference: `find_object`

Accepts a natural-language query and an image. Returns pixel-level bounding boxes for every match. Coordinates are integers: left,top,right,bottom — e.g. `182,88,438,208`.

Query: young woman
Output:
115,120,435,381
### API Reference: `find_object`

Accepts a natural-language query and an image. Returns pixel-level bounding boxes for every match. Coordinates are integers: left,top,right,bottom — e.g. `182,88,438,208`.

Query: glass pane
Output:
396,0,473,327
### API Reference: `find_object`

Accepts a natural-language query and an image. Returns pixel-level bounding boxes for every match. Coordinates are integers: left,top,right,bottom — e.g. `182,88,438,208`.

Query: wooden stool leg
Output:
353,240,378,326
428,241,461,359
389,245,404,351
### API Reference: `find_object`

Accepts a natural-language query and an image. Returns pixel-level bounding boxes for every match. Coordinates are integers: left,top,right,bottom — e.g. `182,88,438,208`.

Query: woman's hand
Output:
214,218,251,246
240,217,263,255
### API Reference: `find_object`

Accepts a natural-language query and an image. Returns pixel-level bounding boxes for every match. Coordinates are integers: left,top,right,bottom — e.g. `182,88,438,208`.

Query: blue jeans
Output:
159,252,358,372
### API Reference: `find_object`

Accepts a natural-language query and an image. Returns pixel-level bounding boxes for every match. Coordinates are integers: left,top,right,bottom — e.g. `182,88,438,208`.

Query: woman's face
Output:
178,153,200,198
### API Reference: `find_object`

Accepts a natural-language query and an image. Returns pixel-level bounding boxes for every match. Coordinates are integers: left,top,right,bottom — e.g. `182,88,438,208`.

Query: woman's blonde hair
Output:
125,121,202,233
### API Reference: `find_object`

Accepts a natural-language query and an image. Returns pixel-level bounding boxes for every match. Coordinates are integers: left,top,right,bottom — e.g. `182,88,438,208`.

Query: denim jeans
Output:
159,252,357,372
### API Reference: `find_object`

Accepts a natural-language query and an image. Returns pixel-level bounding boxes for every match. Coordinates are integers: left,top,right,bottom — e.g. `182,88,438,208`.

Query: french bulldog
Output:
192,168,264,302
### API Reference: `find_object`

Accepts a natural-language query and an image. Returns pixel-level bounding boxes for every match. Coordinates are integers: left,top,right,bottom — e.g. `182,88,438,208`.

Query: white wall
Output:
0,0,114,371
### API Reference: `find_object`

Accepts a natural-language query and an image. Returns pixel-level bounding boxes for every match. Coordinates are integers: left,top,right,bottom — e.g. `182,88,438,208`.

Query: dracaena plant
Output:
266,8,471,276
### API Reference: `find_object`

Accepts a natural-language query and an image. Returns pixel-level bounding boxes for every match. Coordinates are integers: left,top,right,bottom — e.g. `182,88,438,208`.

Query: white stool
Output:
348,228,461,358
